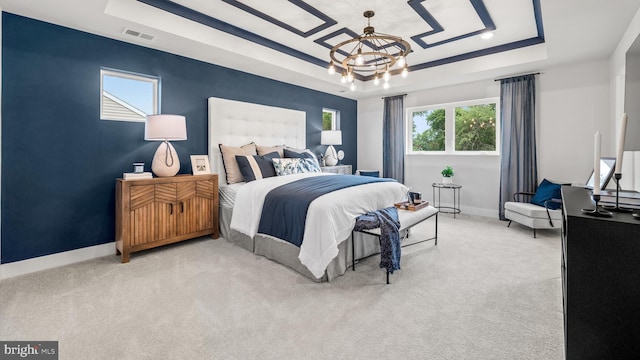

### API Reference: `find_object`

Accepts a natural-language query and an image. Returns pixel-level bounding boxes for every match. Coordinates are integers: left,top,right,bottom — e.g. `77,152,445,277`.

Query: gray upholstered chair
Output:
504,191,562,238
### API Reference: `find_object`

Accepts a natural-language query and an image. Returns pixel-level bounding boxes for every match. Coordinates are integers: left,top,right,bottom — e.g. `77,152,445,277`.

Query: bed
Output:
208,97,409,281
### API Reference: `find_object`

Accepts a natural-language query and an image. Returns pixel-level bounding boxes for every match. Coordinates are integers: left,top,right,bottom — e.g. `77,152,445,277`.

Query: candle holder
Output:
581,194,613,217
601,173,633,213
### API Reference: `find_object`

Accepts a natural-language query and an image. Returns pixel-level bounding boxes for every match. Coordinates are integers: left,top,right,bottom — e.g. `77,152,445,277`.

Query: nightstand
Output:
321,164,352,175
115,174,219,262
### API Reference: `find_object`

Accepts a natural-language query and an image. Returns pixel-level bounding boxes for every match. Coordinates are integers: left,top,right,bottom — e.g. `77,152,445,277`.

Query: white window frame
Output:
406,97,500,155
322,108,340,130
100,68,160,122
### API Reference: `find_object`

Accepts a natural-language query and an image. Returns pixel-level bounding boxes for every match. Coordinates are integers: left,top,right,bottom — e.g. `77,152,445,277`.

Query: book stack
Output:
123,172,153,180
599,189,640,209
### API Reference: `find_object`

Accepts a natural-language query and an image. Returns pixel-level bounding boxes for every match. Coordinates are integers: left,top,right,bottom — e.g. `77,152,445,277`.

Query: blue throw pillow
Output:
530,179,562,210
235,151,280,182
284,148,315,159
358,170,380,177
283,148,321,168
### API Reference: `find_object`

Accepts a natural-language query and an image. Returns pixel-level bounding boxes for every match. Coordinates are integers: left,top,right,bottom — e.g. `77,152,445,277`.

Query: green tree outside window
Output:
412,109,445,151
454,104,496,151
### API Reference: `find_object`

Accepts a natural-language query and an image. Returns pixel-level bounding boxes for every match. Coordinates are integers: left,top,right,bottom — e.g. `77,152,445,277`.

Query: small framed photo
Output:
190,155,211,175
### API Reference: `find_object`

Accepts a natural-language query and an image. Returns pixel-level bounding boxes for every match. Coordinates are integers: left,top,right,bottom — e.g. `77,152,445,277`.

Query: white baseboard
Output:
0,242,115,280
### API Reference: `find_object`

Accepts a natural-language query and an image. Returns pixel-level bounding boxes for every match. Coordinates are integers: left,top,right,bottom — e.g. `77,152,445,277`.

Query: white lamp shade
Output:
321,130,342,145
145,114,187,141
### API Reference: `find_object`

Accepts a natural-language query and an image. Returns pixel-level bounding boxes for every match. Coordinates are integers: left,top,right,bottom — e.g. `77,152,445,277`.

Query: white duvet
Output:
230,173,409,278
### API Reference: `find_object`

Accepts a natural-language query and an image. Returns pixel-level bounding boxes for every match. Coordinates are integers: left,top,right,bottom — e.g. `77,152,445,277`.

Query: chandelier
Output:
328,10,411,90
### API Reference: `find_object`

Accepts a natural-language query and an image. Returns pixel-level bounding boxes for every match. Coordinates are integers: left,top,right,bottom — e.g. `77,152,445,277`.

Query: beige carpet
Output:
0,214,564,360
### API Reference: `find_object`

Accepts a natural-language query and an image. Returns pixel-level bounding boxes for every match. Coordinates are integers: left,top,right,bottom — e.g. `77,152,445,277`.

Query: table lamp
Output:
145,114,187,177
321,130,342,166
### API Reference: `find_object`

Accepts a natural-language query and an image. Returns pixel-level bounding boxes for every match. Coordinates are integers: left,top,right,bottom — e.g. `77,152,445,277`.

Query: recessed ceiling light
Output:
481,32,494,40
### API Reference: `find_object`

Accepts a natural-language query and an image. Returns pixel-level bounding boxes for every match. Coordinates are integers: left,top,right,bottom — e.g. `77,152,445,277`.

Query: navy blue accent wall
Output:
1,13,357,263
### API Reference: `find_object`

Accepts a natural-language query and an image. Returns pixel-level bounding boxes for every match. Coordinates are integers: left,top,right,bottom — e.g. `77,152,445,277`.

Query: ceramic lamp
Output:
145,114,187,177
321,130,342,166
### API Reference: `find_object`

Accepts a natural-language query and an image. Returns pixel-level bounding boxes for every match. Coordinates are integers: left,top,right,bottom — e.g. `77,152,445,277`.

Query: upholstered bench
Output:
504,201,562,238
352,205,439,283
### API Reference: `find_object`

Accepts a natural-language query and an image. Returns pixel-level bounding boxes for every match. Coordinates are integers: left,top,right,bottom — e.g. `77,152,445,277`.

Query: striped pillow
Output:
235,151,280,182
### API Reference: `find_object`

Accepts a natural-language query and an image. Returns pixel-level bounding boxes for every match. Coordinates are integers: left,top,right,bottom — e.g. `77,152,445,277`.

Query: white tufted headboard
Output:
208,97,306,185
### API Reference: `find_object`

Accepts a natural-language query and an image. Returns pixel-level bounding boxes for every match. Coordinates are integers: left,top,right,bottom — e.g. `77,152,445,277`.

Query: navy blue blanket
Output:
354,207,401,273
258,175,394,247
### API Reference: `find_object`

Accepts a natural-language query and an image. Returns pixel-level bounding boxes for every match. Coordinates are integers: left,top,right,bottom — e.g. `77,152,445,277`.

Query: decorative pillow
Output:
358,170,380,177
284,148,320,168
530,179,562,210
272,158,321,176
285,146,316,158
235,152,280,182
219,142,257,184
257,144,285,157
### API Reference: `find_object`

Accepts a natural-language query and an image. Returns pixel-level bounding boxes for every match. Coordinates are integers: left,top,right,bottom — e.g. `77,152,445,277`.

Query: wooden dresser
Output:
115,174,219,262
561,186,640,359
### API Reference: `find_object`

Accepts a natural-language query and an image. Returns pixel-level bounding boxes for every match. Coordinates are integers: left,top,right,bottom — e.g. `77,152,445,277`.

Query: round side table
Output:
432,183,462,218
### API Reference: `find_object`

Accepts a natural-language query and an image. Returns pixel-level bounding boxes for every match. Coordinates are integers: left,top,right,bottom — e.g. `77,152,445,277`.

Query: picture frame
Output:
190,155,211,175
585,157,616,190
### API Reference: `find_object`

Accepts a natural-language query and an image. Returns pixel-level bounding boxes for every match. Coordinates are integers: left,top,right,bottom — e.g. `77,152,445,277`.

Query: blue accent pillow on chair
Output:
530,179,562,210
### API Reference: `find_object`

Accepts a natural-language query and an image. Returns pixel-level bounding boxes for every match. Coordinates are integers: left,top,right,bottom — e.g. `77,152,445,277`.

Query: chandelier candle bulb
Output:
397,54,405,67
615,113,628,174
401,64,409,78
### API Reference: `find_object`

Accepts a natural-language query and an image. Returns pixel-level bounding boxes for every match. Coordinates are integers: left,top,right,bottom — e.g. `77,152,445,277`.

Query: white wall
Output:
611,6,640,190
358,60,612,217
537,60,612,184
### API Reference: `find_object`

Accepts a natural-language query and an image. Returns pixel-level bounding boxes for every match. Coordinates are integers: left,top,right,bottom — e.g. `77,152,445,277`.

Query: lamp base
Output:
151,141,180,177
324,145,338,166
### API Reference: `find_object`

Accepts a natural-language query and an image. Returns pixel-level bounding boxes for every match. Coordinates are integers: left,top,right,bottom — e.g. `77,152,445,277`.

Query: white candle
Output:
615,113,628,174
594,131,601,195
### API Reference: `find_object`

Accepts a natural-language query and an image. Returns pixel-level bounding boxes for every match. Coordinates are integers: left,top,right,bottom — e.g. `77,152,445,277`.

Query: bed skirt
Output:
219,205,382,282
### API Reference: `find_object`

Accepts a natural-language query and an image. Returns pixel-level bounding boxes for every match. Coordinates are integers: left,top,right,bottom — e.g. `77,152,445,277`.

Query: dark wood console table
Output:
561,186,640,359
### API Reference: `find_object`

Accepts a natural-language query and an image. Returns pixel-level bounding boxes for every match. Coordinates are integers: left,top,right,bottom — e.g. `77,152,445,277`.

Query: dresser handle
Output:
180,202,184,213
169,203,173,215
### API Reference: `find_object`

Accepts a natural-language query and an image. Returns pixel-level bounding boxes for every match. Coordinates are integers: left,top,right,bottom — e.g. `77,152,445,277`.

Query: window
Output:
322,108,340,130
410,108,445,151
100,68,159,122
407,98,499,154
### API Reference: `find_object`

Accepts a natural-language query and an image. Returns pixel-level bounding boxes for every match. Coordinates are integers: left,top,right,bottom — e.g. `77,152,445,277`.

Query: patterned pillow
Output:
219,142,257,184
235,152,280,182
272,158,321,176
257,144,285,157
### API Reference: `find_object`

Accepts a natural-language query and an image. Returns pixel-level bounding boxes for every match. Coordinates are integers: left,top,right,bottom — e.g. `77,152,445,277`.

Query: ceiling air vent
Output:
122,28,154,41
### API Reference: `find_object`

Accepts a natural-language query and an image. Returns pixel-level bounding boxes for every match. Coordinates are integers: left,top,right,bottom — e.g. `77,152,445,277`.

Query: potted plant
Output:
441,165,454,184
